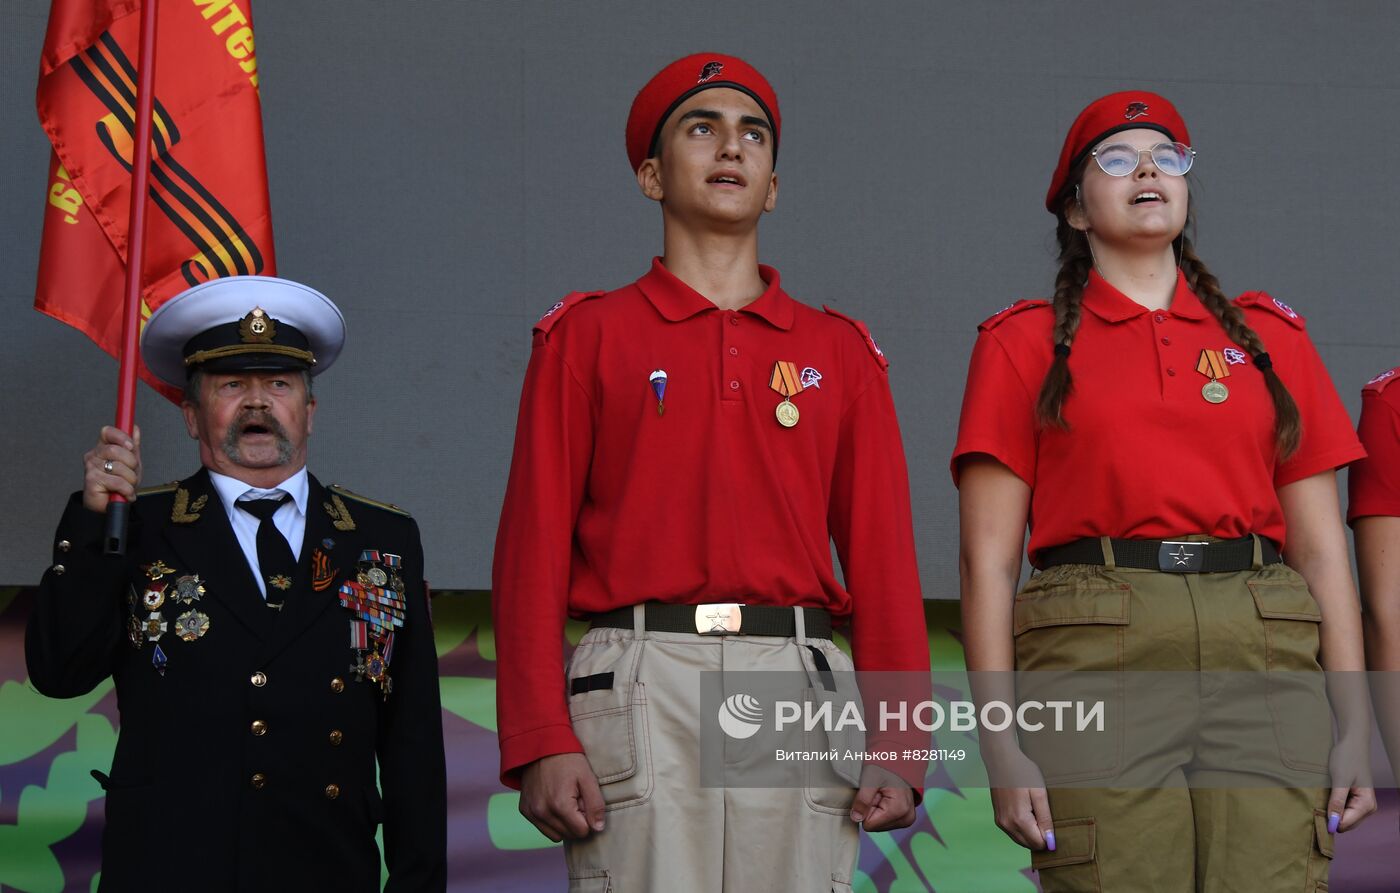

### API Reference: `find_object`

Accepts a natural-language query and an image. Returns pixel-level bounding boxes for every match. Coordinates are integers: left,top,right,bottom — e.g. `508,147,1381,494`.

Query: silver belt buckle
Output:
1159,541,1204,573
695,603,744,635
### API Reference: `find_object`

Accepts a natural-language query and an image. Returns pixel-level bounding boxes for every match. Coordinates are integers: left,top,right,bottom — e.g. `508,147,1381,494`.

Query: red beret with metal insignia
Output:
625,53,781,173
1045,91,1191,213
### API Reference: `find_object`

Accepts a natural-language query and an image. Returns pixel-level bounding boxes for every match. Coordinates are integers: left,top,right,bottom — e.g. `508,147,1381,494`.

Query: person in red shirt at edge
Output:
952,91,1376,891
492,54,929,892
1350,365,1400,812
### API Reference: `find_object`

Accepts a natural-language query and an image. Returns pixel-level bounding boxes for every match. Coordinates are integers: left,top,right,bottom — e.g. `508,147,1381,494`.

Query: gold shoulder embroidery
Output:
323,493,357,531
328,484,411,518
170,488,208,523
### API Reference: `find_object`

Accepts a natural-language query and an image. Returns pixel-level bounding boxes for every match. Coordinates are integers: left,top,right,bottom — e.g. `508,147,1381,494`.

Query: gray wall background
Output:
3,1,1397,592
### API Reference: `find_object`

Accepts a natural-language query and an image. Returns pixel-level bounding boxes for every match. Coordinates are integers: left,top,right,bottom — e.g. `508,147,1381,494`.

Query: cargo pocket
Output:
1030,818,1099,893
1013,566,1131,673
1014,568,1129,783
1247,565,1323,672
1305,808,1334,892
801,642,861,814
568,642,653,809
1248,567,1330,773
568,868,612,893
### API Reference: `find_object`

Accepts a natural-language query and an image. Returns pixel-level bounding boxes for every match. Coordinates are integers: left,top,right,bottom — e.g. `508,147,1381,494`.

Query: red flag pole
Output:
105,0,160,555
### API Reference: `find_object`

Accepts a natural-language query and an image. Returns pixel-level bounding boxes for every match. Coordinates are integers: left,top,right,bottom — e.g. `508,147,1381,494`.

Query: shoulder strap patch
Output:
328,484,412,518
978,299,1051,332
533,290,607,337
137,481,179,497
822,306,889,370
1234,291,1306,329
1364,367,1399,395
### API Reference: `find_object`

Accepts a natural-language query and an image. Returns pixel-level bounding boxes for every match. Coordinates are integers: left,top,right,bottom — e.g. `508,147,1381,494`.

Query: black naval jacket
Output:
26,468,446,893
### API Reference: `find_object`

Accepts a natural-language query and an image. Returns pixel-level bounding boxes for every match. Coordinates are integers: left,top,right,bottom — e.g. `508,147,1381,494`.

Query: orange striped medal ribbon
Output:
1196,349,1231,404
769,361,804,427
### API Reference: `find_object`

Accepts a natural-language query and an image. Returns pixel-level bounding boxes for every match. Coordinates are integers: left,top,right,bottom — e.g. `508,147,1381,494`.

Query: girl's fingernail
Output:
1045,830,1057,852
1327,813,1340,834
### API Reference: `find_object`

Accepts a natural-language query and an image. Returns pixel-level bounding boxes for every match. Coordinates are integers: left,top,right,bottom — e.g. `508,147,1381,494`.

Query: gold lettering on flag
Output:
35,0,277,404
193,0,259,88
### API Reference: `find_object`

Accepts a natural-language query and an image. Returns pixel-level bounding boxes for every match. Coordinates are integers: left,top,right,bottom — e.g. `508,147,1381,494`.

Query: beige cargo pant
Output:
1014,538,1334,892
562,605,860,893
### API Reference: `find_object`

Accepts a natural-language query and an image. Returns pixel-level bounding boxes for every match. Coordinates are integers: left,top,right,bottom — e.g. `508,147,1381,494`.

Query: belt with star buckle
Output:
1039,535,1281,573
588,602,832,638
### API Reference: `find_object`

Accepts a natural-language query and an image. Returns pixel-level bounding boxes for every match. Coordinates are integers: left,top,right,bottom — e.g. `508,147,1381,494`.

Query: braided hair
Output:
1035,177,1301,458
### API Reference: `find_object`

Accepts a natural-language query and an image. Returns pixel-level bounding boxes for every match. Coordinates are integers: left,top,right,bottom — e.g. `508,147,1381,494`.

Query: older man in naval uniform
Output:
25,275,446,892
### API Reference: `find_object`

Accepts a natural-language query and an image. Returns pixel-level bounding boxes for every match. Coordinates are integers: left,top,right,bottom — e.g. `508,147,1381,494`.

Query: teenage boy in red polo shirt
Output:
493,53,929,891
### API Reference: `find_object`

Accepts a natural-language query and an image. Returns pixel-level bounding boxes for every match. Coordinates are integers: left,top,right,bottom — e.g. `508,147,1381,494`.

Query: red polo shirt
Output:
952,270,1365,565
1349,367,1400,522
493,258,928,786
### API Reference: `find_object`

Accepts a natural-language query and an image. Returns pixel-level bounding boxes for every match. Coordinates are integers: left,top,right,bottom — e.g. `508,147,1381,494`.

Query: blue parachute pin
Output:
649,370,667,416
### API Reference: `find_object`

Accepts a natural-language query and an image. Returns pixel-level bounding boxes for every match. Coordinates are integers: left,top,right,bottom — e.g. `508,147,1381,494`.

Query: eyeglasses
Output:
1091,141,1196,177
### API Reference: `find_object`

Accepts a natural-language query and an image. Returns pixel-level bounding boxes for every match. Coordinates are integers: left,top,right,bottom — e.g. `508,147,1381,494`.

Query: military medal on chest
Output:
1196,348,1231,404
339,550,408,699
769,361,806,427
127,560,213,674
171,574,206,605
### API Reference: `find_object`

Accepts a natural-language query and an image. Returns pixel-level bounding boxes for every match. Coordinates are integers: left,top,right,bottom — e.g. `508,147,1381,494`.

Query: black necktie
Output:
239,494,296,603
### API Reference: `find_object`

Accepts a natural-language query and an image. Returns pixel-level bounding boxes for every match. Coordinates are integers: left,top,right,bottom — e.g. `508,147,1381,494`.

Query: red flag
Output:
36,0,276,403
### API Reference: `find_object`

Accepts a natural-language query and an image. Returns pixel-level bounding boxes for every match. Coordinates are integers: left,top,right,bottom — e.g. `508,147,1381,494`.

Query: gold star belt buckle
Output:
695,603,745,635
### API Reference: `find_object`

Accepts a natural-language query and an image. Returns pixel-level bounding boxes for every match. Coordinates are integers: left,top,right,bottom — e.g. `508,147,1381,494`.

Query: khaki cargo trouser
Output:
563,606,860,893
1014,540,1334,893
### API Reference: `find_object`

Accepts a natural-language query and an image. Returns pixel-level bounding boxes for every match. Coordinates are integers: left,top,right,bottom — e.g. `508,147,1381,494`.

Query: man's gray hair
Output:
183,369,315,407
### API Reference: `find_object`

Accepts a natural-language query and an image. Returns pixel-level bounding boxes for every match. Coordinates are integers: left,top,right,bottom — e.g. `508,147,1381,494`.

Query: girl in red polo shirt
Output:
952,92,1375,891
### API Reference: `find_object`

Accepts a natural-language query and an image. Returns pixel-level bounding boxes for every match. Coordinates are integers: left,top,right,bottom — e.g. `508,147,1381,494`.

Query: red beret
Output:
1045,91,1191,213
626,53,781,173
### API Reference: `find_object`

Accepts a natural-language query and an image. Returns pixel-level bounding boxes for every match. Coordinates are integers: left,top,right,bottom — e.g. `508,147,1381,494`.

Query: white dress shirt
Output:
208,467,309,600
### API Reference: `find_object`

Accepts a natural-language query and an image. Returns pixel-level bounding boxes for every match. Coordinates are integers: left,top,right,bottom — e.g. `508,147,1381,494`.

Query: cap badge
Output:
698,60,724,83
239,307,277,343
1124,101,1149,120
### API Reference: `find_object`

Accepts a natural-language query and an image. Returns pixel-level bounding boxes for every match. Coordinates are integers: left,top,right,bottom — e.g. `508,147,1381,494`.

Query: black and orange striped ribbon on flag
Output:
35,0,276,403
769,361,804,398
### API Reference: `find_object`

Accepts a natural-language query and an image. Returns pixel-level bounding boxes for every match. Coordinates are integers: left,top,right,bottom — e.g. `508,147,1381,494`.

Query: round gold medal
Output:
775,399,800,428
1202,380,1229,404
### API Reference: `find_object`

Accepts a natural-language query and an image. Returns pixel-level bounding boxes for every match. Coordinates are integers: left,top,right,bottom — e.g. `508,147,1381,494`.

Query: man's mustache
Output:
232,411,289,439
